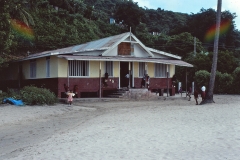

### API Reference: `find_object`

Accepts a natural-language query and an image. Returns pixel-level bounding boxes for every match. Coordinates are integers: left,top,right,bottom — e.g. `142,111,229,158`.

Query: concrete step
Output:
107,95,124,98
111,92,124,94
106,89,128,98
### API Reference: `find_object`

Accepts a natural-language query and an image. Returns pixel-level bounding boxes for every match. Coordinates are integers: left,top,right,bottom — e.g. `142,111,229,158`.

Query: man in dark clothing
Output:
103,72,109,87
194,88,199,105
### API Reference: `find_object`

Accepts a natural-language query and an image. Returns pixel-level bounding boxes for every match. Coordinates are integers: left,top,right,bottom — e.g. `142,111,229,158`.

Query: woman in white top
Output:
201,86,206,100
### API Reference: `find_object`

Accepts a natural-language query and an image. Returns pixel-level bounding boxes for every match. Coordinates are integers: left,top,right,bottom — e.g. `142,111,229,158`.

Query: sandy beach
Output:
0,94,240,160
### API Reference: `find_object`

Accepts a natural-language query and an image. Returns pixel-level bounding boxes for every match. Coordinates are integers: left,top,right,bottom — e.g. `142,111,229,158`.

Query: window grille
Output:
105,61,113,76
155,63,167,77
139,62,145,77
30,60,36,78
68,60,89,76
46,57,50,77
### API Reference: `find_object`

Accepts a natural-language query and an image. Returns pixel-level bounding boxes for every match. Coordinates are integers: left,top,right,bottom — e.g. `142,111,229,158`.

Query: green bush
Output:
7,88,22,100
20,86,57,105
0,92,8,103
232,67,240,94
0,89,21,104
214,71,233,94
194,70,210,88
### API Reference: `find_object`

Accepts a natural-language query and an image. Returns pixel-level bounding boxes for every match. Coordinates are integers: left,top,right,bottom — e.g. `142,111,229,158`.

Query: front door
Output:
120,62,129,88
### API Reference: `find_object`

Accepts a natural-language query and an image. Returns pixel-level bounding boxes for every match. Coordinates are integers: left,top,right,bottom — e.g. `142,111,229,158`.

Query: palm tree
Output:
9,0,35,26
0,0,35,57
201,0,222,104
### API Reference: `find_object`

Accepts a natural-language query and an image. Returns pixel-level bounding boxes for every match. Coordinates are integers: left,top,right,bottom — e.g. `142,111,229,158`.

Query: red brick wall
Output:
134,78,173,88
134,78,175,96
1,77,175,98
58,77,119,98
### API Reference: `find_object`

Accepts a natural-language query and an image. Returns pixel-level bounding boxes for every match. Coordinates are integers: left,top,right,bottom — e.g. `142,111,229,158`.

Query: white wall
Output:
133,44,150,57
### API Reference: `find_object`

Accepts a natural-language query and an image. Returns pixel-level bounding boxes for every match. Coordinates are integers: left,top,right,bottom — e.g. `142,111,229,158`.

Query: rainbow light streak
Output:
204,19,231,42
10,19,34,41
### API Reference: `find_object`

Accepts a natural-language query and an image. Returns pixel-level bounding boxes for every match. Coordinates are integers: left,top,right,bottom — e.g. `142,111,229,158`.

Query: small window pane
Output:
139,62,145,77
105,61,113,76
155,63,167,77
30,60,36,78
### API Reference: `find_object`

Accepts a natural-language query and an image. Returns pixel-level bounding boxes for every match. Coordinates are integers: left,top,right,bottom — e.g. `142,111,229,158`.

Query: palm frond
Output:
22,9,35,26
19,11,29,26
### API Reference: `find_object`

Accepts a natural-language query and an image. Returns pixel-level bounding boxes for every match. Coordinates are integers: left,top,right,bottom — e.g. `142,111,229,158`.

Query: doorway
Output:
120,62,130,88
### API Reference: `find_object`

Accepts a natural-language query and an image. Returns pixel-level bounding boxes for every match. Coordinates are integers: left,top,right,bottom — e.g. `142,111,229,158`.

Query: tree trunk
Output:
201,0,222,104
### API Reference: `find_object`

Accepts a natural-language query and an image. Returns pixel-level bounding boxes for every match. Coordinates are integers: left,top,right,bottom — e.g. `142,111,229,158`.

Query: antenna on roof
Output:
130,27,131,42
130,27,134,56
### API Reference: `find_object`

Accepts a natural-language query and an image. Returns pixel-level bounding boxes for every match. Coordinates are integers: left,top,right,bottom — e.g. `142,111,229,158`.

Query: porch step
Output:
104,88,168,100
111,91,126,94
108,95,124,98
106,89,128,98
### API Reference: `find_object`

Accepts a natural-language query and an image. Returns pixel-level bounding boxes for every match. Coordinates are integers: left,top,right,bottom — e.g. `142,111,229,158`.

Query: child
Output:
179,87,182,97
66,90,75,106
187,87,192,101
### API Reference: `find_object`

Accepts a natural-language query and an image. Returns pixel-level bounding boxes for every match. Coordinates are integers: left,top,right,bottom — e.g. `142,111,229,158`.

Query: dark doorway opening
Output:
120,62,129,88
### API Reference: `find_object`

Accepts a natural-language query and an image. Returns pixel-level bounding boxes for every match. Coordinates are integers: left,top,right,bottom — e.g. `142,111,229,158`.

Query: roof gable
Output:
101,32,154,57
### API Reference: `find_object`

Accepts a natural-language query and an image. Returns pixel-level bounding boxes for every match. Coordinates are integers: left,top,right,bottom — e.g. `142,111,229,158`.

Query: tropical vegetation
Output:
0,85,57,105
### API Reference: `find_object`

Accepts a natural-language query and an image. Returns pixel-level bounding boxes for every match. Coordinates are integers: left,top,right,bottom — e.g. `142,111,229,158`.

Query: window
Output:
105,61,113,76
30,59,36,78
155,63,167,77
118,42,131,55
68,60,89,76
139,62,145,77
46,57,50,77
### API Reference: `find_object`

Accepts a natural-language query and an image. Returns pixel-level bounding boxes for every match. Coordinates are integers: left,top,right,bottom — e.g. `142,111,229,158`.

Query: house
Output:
109,18,115,24
0,32,193,98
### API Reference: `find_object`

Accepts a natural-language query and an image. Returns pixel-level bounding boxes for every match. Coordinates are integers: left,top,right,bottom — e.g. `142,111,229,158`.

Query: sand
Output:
0,94,240,160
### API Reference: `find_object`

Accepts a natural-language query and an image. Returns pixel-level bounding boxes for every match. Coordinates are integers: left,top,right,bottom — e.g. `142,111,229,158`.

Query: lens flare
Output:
10,19,34,41
204,19,231,42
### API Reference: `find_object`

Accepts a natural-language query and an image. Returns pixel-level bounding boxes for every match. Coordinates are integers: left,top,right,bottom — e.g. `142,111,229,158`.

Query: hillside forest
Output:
1,0,240,94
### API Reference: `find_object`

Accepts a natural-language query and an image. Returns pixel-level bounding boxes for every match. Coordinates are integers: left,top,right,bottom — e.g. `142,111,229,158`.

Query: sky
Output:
134,0,240,30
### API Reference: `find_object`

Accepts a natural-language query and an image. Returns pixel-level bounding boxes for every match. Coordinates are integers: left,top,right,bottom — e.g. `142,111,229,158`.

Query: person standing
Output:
187,87,192,101
103,72,109,87
179,87,182,97
201,86,206,101
125,73,129,88
145,74,150,88
194,88,199,105
64,84,69,98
